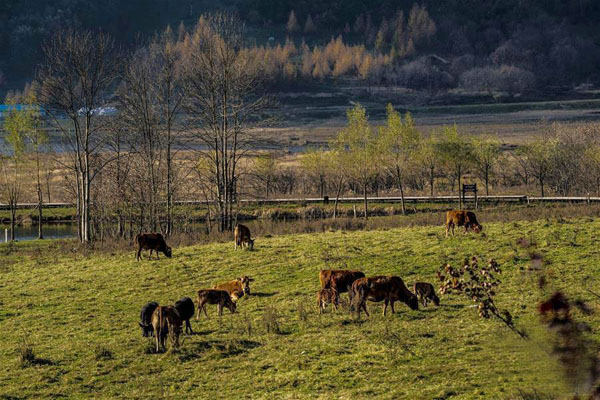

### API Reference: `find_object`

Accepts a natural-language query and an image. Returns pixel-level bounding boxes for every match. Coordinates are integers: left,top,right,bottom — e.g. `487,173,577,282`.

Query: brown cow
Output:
445,210,482,237
196,289,237,318
351,276,418,317
213,276,254,302
319,270,365,294
317,288,340,314
135,233,172,261
413,282,440,307
151,305,183,353
234,224,254,250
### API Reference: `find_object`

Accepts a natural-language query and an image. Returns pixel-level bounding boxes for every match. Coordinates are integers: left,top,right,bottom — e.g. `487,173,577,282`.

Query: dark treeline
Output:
2,0,600,94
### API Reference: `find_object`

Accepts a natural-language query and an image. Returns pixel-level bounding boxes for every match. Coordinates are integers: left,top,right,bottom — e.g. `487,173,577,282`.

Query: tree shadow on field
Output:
250,292,277,298
178,339,261,362
189,329,214,336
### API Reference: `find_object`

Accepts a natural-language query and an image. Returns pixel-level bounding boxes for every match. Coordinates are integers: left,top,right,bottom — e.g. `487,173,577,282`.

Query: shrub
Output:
459,65,536,94
396,57,454,90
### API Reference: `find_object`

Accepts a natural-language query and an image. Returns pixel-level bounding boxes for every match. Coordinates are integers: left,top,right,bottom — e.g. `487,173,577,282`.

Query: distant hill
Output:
1,0,600,95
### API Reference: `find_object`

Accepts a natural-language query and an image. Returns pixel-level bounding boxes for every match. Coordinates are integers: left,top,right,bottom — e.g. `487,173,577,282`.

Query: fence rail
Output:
3,195,600,210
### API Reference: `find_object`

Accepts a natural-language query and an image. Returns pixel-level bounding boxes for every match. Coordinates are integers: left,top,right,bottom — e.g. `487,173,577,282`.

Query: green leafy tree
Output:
439,125,473,209
254,153,277,198
1,93,30,240
333,103,380,219
418,134,441,197
472,136,502,196
300,147,328,197
379,105,421,215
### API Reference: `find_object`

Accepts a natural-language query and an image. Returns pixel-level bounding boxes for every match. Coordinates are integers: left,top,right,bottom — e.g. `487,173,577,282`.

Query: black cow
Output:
139,301,159,337
135,233,172,261
174,297,195,335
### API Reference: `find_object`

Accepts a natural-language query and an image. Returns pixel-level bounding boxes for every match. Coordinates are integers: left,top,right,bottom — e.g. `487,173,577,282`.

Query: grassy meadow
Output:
2,215,600,399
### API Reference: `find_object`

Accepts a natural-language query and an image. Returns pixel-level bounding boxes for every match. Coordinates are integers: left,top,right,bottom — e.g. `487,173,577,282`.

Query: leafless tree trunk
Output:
37,29,116,243
182,13,272,232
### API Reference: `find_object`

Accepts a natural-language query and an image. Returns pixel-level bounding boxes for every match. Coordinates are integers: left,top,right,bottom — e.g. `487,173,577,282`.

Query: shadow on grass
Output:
178,339,261,362
250,292,277,298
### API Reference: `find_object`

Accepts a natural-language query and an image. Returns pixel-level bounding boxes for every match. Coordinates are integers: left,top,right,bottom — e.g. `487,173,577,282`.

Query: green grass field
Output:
2,216,599,399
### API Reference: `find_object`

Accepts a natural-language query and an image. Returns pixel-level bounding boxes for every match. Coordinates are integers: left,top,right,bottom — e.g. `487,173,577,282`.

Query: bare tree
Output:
182,13,272,231
118,45,165,233
37,29,117,243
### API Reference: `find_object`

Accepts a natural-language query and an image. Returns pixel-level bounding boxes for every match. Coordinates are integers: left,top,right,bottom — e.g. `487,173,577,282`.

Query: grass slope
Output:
2,217,599,399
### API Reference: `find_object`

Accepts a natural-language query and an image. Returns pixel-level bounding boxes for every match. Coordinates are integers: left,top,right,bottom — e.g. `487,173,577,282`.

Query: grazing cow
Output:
174,297,195,335
196,289,237,318
151,305,183,353
139,301,159,337
319,270,366,295
213,276,254,302
413,282,440,307
135,233,172,261
445,210,482,237
317,288,340,314
234,224,254,250
351,276,418,317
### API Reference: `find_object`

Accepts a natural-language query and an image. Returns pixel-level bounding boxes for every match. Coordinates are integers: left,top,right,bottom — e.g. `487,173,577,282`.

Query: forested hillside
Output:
2,0,600,95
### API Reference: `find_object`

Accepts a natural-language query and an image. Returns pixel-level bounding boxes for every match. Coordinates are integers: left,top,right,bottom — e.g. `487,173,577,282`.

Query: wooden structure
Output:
462,184,478,209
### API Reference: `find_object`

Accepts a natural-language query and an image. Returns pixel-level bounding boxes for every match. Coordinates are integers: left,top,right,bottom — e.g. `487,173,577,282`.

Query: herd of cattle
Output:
135,210,482,353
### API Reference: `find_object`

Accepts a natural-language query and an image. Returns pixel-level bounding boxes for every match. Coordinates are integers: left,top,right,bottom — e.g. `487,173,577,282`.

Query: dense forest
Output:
2,0,600,94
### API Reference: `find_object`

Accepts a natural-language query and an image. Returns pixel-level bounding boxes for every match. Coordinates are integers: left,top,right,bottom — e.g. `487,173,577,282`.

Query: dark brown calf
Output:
196,289,237,318
413,282,440,307
135,233,172,261
351,276,418,317
445,210,482,237
317,288,340,314
234,224,254,250
151,305,183,353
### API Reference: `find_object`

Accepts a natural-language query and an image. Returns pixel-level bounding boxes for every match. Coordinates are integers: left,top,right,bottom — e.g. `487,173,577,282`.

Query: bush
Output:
459,65,536,94
396,57,454,90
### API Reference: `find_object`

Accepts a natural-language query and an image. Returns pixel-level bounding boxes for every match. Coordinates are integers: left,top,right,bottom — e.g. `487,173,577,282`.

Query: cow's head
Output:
247,239,254,251
238,276,254,295
407,293,419,311
139,322,153,337
473,224,483,234
164,246,172,258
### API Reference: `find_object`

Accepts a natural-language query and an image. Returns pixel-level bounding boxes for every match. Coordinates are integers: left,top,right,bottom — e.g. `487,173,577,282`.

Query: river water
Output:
0,223,78,241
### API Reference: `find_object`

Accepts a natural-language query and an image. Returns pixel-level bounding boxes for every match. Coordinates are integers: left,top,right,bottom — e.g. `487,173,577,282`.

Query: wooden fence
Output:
3,195,600,210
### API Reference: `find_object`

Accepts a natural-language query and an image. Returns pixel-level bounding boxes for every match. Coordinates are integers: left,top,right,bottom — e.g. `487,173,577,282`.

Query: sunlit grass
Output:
2,216,599,398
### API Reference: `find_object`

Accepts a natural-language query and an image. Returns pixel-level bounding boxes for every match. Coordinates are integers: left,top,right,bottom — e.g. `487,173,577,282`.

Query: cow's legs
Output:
197,302,207,320
383,299,389,316
155,329,160,353
390,300,396,314
148,249,153,260
445,224,450,237
217,303,223,316
136,246,142,261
